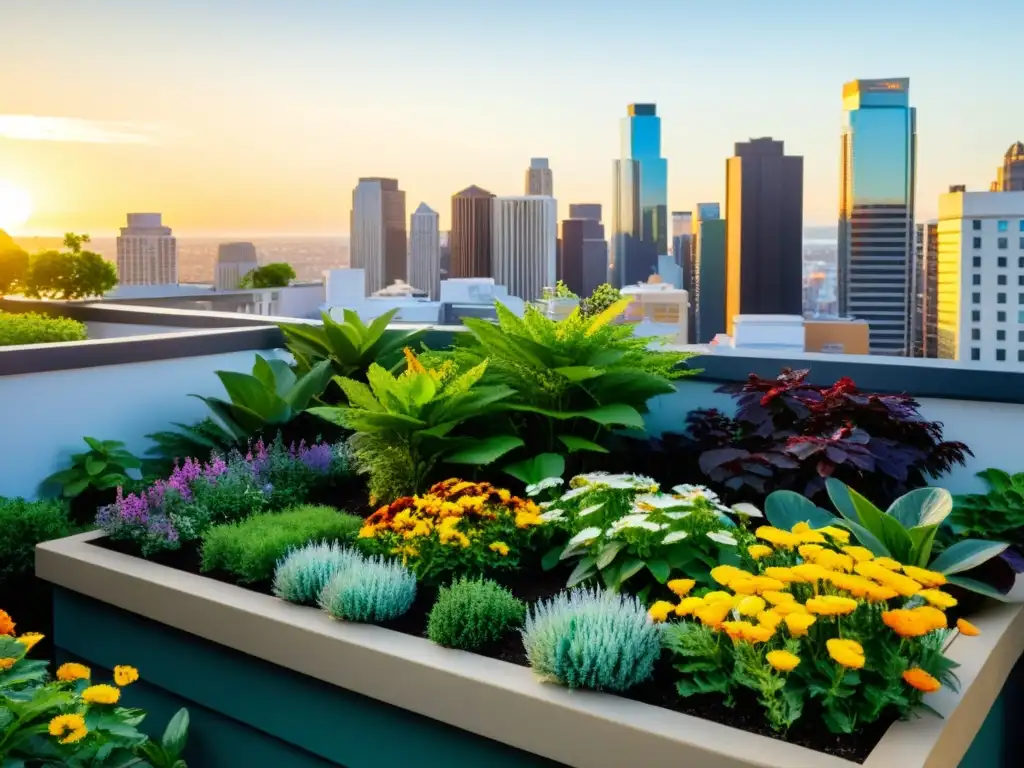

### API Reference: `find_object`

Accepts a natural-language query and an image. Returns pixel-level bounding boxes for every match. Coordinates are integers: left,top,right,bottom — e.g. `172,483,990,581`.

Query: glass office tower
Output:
838,78,917,355
611,104,668,287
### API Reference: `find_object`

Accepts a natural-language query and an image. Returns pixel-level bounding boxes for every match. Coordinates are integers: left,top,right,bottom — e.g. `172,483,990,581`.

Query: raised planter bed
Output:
37,531,1024,768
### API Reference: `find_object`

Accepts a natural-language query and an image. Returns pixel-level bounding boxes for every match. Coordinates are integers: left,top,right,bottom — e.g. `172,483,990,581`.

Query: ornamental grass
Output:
661,522,974,734
355,479,550,582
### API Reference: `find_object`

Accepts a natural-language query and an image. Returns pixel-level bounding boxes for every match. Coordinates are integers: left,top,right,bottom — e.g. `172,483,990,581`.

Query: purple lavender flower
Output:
298,442,333,473
204,456,229,481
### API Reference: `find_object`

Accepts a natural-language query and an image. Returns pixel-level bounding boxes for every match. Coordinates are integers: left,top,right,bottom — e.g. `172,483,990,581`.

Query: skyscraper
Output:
838,78,917,355
215,242,258,290
450,186,495,278
911,221,938,358
525,158,553,196
351,177,407,295
409,203,441,299
116,213,177,286
559,204,607,297
693,203,726,342
611,104,667,288
991,142,1024,192
725,138,804,332
492,196,557,301
672,211,695,342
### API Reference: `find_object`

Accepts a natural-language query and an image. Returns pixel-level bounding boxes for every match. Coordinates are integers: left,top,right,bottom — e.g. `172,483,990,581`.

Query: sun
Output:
0,180,33,234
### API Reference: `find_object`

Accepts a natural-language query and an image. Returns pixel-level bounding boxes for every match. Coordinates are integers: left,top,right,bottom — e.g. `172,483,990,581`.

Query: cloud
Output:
0,115,165,145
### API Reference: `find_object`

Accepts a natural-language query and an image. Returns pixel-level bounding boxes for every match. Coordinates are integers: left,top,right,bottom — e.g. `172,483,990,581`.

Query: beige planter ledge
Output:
37,531,1024,768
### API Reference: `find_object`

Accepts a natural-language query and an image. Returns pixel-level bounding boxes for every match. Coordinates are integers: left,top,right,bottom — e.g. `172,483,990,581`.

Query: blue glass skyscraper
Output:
611,104,667,287
838,78,917,355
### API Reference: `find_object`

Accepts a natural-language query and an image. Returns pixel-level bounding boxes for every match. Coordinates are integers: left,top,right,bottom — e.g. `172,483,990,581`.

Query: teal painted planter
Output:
52,588,561,768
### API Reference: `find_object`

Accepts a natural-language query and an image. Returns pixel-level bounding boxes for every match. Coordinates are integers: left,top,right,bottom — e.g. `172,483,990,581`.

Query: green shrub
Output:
318,556,416,623
273,541,364,605
0,497,73,587
0,311,87,347
200,505,362,583
522,587,661,692
427,578,525,651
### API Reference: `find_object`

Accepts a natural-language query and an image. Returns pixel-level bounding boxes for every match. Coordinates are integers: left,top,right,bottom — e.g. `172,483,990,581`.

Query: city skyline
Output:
1,0,1020,236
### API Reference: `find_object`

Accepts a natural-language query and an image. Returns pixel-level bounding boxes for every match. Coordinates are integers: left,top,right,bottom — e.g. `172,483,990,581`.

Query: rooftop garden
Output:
5,300,1022,767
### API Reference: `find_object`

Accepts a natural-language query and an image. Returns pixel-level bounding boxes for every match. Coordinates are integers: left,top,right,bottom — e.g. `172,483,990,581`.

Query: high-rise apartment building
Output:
912,222,939,358
559,204,607,297
611,104,667,288
525,158,553,196
991,142,1024,192
725,138,804,333
409,203,441,299
215,242,258,290
936,189,1024,367
492,196,557,301
350,178,407,295
116,213,177,286
693,203,726,342
451,186,495,278
672,211,695,342
838,78,917,355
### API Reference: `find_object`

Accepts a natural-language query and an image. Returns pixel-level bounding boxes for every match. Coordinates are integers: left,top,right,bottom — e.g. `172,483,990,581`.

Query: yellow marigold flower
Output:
902,667,942,693
648,601,675,622
49,713,88,745
82,684,120,705
747,544,773,560
357,526,377,539
918,589,957,609
736,596,766,617
817,526,851,544
957,618,981,636
798,543,824,560
795,529,827,545
729,577,758,595
841,545,875,563
488,541,510,556
0,610,14,636
813,550,855,573
750,576,787,593
721,620,774,643
675,597,705,617
667,579,696,597
873,557,903,571
0,658,15,671
755,526,801,549
514,511,542,528
710,565,746,586
784,612,817,637
806,595,858,616
826,572,875,598
696,600,732,629
773,600,809,616
761,590,794,606
766,650,801,672
792,522,812,534
763,567,798,584
865,584,900,602
902,566,947,588
791,563,830,583
113,665,139,687
497,488,511,502
855,562,921,597
448,480,475,495
56,662,91,682
827,638,865,669
882,609,933,638
913,605,947,630
17,632,44,653
758,610,783,632
404,520,432,539
703,591,734,604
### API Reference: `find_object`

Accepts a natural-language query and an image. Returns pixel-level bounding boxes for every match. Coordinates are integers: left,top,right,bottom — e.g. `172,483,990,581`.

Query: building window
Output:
1019,275,1024,286
973,292,981,304
1020,237,1024,250
999,256,1008,268
971,328,981,341
971,348,980,360
1020,350,1024,362
973,237,983,249
999,237,1009,250
1019,330,1024,342
1020,220,1024,231
973,220,982,231
998,220,1009,232
972,310,981,322
997,329,1006,341
998,293,1007,304
999,311,1007,322
997,349,1006,361
974,256,983,268
999,274,1008,285
973,274,982,286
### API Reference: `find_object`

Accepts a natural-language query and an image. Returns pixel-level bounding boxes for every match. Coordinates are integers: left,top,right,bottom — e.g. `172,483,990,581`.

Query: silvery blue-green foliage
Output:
319,555,417,623
522,587,661,692
272,541,363,605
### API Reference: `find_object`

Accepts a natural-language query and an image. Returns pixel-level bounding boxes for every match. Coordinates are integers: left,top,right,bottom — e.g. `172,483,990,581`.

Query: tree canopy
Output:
23,232,117,299
0,229,30,295
239,262,296,289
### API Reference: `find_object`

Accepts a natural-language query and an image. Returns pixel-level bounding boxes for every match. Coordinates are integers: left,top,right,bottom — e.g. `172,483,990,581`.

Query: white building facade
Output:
937,189,1024,367
525,158,553,196
491,196,557,302
115,213,177,286
214,242,258,290
409,202,440,299
350,180,384,295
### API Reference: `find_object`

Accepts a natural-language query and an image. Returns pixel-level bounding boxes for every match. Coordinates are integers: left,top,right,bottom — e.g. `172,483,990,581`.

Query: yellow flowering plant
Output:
355,479,551,583
0,610,189,766
660,522,971,734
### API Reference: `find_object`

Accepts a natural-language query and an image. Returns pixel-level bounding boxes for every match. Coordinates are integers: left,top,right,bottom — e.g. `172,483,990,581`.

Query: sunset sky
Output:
0,0,1019,236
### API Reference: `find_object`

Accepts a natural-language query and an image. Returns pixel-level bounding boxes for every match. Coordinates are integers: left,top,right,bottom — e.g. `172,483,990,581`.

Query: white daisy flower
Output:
663,530,689,544
609,515,666,535
565,527,603,548
539,509,565,521
706,531,738,546
730,502,763,518
578,503,604,517
634,493,687,510
560,486,591,502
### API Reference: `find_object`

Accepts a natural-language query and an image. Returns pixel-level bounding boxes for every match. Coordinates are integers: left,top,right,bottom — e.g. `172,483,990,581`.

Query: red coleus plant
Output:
686,369,971,505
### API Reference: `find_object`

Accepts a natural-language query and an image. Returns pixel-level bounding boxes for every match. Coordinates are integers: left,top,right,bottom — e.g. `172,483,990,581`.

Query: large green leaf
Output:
445,435,524,465
402,373,438,407
557,435,609,454
434,384,515,423
504,453,565,485
833,517,890,557
877,515,915,563
553,366,604,382
909,524,941,567
365,363,402,410
334,378,383,412
764,491,836,530
843,485,888,543
886,487,953,529
929,539,1009,575
825,478,860,522
584,370,677,406
215,371,291,422
507,403,645,429
84,455,107,476
462,317,549,369
161,708,190,756
190,396,255,439
252,355,297,398
283,359,332,410
323,318,361,361
944,575,1011,601
977,468,1013,493
363,310,397,349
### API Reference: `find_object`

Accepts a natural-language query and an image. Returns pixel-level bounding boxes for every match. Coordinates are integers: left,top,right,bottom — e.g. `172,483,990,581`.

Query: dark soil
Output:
3,576,57,665
88,536,896,762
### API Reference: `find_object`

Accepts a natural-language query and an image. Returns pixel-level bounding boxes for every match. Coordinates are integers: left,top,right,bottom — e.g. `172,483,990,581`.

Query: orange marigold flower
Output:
913,605,947,631
696,600,732,629
403,346,427,373
81,684,120,705
957,618,981,636
0,658,15,671
514,511,542,529
827,638,865,669
667,579,696,597
766,650,801,672
49,713,87,745
648,601,675,623
0,610,14,636
902,565,947,587
56,662,91,682
113,665,139,687
902,667,942,693
488,541,510,556
882,609,933,638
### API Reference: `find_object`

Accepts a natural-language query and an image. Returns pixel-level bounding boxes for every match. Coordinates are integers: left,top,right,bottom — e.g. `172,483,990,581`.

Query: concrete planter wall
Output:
37,532,1024,768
